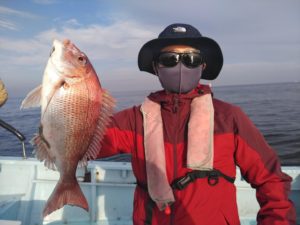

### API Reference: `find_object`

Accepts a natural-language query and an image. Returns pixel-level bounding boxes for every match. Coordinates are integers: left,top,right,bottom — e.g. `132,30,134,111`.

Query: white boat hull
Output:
0,157,299,225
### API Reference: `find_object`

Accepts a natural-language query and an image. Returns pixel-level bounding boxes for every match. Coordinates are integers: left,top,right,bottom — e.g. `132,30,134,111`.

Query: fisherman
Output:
97,23,296,225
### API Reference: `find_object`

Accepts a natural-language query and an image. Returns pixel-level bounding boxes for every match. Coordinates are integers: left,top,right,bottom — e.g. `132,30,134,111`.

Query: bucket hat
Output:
138,23,223,80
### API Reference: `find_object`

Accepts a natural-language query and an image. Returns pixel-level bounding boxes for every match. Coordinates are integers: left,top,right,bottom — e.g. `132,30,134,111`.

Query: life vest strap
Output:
171,169,235,190
137,169,235,192
138,169,235,225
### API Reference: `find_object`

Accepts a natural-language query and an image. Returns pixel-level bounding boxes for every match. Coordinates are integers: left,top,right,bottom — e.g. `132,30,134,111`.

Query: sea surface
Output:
0,82,299,165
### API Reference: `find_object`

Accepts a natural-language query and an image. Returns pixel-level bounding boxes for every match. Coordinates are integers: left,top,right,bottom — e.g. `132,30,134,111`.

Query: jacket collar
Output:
147,84,212,105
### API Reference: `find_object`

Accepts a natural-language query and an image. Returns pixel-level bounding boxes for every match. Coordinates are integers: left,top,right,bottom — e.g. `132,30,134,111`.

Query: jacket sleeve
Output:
233,106,296,225
96,107,136,158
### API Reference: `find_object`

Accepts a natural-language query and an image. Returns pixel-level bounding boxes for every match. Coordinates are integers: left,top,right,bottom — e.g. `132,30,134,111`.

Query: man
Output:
97,23,295,225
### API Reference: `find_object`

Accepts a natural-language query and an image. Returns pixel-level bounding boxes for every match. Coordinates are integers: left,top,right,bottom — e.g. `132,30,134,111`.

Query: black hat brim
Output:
138,37,223,80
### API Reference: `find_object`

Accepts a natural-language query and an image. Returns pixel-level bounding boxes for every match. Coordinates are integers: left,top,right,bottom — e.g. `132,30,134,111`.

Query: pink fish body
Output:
21,39,115,217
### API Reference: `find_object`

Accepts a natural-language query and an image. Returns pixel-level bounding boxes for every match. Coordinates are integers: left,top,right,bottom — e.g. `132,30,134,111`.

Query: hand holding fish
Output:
0,80,8,107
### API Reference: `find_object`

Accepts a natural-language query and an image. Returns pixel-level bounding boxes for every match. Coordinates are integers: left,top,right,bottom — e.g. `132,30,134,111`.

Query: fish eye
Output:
50,47,55,57
78,56,87,65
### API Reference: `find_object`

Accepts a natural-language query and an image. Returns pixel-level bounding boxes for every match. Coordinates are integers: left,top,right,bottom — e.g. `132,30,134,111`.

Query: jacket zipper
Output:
172,96,179,180
171,96,179,225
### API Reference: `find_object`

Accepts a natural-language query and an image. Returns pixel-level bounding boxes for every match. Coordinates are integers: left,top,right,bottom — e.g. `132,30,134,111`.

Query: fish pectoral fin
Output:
31,131,56,170
78,90,116,167
21,85,42,109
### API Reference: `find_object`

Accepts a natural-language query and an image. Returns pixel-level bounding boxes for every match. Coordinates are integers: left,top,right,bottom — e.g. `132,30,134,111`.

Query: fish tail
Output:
42,178,88,217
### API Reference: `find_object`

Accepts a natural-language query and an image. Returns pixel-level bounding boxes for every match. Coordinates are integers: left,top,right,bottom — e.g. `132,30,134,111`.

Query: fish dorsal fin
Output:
20,85,42,109
78,90,115,167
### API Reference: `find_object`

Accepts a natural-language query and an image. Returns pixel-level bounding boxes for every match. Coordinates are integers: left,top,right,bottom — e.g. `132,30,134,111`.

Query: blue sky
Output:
0,0,299,97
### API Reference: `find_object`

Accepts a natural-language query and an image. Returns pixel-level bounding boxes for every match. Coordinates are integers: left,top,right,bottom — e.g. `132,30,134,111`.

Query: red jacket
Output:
97,85,295,225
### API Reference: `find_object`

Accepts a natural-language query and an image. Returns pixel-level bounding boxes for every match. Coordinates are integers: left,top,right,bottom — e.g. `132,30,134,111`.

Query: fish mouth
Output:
49,39,87,79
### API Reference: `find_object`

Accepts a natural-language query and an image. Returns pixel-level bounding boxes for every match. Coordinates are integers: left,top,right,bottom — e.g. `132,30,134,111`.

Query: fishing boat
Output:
0,154,299,225
0,81,299,225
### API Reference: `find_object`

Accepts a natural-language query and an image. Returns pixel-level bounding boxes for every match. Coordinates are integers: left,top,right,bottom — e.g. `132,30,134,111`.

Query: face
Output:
154,45,206,94
156,45,206,69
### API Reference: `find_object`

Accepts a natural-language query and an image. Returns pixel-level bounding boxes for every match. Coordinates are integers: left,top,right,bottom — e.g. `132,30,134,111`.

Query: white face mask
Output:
156,62,203,94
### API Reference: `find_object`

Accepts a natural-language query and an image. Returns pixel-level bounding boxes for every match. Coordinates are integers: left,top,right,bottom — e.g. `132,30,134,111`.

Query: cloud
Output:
0,19,160,97
0,0,299,97
32,0,58,4
0,6,37,18
0,19,18,30
64,19,81,27
0,36,50,69
0,6,38,31
112,0,300,50
0,20,158,68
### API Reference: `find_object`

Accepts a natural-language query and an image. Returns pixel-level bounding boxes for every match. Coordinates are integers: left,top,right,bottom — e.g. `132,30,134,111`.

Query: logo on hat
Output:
173,26,186,33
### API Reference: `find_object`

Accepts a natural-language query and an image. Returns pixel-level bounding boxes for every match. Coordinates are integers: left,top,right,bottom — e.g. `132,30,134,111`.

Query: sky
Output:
0,0,299,97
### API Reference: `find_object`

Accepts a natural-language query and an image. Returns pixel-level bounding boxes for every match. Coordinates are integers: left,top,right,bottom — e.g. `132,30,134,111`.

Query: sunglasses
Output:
156,51,204,68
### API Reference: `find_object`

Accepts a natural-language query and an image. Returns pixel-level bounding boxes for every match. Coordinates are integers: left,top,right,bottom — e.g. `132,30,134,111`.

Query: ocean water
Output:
0,82,299,165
